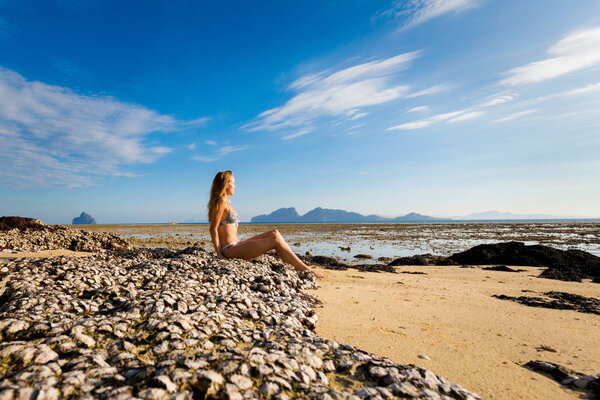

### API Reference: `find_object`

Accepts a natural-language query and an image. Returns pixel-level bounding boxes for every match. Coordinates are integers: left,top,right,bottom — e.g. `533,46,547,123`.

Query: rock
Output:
259,382,279,396
229,375,252,390
418,354,431,360
138,388,168,399
72,212,97,225
493,292,600,315
154,375,177,393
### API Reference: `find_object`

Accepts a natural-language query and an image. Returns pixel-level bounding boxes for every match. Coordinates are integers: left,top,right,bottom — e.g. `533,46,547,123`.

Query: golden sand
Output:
308,265,600,400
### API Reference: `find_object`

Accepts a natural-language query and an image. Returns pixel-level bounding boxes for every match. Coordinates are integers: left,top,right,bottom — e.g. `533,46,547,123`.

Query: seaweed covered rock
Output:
0,216,53,232
446,241,600,282
388,254,448,266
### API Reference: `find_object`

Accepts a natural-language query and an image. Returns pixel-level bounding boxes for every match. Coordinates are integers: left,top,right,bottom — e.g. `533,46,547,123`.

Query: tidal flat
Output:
76,222,600,263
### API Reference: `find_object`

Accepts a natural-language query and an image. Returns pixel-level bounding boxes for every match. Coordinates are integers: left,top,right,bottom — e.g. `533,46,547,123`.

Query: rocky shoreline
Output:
0,217,132,253
0,219,482,400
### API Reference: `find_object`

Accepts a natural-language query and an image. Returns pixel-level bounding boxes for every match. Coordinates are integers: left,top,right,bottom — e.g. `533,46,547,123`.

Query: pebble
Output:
418,354,432,360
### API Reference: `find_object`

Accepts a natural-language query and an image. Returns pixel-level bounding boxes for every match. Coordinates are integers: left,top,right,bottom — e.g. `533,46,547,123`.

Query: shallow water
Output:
79,222,600,264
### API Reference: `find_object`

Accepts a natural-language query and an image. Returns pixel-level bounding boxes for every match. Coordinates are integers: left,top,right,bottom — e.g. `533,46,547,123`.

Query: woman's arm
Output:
209,199,226,258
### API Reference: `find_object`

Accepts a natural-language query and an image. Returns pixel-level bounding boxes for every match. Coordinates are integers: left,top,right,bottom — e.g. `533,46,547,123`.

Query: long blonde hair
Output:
207,170,233,222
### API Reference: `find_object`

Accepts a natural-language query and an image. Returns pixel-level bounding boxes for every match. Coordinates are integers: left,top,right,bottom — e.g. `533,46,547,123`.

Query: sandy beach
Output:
308,265,600,399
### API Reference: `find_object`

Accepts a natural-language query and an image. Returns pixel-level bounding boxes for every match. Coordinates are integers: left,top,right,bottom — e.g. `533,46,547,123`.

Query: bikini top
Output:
219,203,239,227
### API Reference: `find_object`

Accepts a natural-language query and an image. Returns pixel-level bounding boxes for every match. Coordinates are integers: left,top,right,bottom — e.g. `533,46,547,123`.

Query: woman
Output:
208,171,325,278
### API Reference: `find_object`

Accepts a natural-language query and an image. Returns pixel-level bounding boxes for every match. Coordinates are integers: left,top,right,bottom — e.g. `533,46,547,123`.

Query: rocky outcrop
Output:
524,361,600,398
0,217,132,252
72,212,97,225
0,246,481,399
0,216,54,232
387,242,600,282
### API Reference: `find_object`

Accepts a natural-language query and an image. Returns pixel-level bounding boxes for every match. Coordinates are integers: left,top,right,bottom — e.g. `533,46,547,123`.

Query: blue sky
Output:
1,0,599,223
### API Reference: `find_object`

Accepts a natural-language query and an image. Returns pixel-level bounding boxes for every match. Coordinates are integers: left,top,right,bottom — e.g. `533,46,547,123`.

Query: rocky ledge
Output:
0,247,481,400
0,217,132,253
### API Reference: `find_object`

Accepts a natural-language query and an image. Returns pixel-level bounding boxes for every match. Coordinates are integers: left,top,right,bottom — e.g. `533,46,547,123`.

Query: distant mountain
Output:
250,207,448,223
392,212,448,222
251,207,301,223
459,210,559,220
72,211,97,225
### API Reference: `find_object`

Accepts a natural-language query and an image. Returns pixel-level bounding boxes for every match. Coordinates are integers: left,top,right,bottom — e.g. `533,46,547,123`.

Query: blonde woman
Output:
208,171,325,278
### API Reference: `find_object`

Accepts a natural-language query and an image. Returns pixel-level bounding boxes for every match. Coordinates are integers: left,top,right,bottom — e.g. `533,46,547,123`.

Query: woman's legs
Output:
223,229,315,273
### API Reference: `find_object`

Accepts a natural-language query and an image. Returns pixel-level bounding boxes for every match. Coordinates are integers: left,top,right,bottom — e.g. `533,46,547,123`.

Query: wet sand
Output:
307,265,600,400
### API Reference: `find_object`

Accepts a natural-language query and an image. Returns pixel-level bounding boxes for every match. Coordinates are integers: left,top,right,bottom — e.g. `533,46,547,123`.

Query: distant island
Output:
247,207,597,223
72,212,97,225
250,207,450,223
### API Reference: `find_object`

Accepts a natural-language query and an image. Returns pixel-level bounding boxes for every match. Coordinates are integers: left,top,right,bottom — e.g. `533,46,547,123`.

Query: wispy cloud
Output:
0,67,201,188
205,140,218,146
406,83,451,98
192,145,247,162
480,94,517,107
378,0,480,29
447,110,485,123
532,81,600,102
387,108,471,130
283,129,311,140
245,52,420,134
407,105,430,112
186,142,196,150
494,109,538,123
501,26,600,85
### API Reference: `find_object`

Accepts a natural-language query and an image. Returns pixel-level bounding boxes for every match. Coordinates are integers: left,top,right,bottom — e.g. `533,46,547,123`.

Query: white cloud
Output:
192,145,247,163
447,110,485,123
379,0,480,29
494,109,538,123
406,83,451,98
0,67,200,188
501,26,600,85
533,81,600,102
150,147,173,154
186,142,196,150
205,140,218,146
387,108,470,130
245,52,420,133
407,105,430,112
283,129,311,140
349,112,368,120
480,94,516,107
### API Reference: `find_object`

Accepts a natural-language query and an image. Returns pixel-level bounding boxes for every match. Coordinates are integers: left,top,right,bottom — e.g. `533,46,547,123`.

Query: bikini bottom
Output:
222,241,240,256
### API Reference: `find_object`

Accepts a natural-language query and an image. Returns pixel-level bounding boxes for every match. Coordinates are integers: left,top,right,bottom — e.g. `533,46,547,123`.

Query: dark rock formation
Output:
446,241,600,282
0,216,53,232
482,265,525,272
390,242,600,282
524,361,600,398
388,254,448,266
72,212,97,225
493,291,600,315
